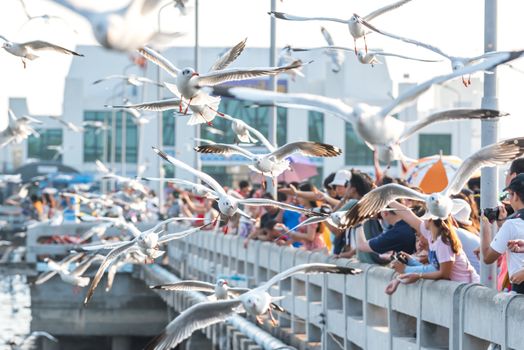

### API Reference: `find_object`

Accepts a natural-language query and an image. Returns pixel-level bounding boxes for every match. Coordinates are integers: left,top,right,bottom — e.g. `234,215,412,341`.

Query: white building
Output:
2,45,484,187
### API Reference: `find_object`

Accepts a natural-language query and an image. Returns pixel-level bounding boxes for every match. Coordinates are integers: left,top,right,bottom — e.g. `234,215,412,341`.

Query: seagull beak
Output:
191,72,199,77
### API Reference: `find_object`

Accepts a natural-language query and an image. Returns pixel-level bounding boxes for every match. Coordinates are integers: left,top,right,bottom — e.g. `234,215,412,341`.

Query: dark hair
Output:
171,190,179,199
467,177,481,192
263,219,278,230
510,158,524,175
298,182,318,208
432,218,462,254
263,192,274,200
349,171,374,197
381,175,395,185
239,180,250,189
277,192,287,202
323,172,336,191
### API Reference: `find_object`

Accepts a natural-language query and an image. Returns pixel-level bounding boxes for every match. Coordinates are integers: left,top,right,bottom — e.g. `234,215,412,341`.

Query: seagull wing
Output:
443,137,524,196
269,141,342,161
193,143,256,160
157,224,208,245
92,75,128,84
34,270,58,285
284,216,329,234
138,46,180,78
269,11,348,24
398,109,507,143
23,40,83,56
209,38,247,71
373,51,441,62
320,27,335,46
227,287,251,297
84,240,136,305
144,299,242,350
356,16,450,60
107,99,182,112
379,50,524,118
150,280,216,293
210,87,356,124
342,184,428,228
256,263,361,292
23,331,58,345
196,61,303,87
95,159,111,174
71,254,104,276
239,198,324,216
364,0,414,21
153,147,227,196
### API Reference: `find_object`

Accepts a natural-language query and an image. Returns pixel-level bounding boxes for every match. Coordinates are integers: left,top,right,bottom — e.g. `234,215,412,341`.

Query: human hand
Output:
498,204,508,221
391,260,405,274
510,269,524,285
473,247,480,260
508,240,524,253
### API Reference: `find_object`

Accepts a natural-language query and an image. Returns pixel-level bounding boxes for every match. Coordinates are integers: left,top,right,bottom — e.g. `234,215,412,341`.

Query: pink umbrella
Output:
250,155,318,184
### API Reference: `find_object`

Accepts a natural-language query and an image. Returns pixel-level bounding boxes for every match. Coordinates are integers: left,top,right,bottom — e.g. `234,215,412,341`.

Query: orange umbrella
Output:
405,155,463,193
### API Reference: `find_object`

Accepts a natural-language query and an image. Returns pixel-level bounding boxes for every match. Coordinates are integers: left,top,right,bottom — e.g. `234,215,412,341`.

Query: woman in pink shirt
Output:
386,201,479,294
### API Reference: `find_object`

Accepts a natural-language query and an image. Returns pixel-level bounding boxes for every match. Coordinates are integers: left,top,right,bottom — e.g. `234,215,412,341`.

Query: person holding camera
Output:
480,173,524,294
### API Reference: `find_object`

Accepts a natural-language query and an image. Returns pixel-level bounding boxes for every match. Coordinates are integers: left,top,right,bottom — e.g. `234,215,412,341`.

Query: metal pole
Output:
102,113,108,193
266,0,277,196
194,0,201,181
479,0,498,288
157,3,171,214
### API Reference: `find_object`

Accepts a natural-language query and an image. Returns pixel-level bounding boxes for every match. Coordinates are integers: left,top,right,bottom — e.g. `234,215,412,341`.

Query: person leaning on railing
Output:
479,173,524,294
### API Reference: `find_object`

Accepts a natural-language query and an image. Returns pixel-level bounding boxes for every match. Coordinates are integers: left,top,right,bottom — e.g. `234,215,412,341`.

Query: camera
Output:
392,251,408,264
483,207,500,223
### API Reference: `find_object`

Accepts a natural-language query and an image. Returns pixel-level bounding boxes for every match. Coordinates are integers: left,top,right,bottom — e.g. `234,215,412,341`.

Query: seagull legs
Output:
353,38,357,55
183,98,193,114
21,58,26,69
363,34,368,54
461,75,468,88
255,315,264,325
268,308,279,327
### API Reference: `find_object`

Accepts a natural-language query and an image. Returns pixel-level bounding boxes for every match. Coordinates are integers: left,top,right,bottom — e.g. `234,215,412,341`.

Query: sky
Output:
1,0,524,138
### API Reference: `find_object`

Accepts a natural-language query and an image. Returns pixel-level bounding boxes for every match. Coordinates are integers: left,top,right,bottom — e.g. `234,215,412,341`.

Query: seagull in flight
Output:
355,15,501,86
138,40,304,114
320,27,344,73
291,46,440,66
269,0,415,54
35,253,104,288
138,176,218,199
0,110,42,148
208,50,523,163
217,112,274,145
0,35,83,68
6,331,58,350
193,141,342,181
153,147,322,223
144,263,361,350
53,0,183,52
17,0,78,34
341,137,524,228
93,74,163,87
83,218,208,305
48,115,85,133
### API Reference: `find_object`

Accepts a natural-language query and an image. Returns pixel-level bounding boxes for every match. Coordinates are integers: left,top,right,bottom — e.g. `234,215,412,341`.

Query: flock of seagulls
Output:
3,0,524,349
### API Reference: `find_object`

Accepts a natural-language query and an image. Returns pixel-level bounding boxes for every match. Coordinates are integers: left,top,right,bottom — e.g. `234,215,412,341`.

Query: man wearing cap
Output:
330,169,352,199
480,173,524,293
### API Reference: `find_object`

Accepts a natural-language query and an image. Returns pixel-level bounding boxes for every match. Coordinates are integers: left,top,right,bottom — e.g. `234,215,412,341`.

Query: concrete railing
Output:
165,225,524,350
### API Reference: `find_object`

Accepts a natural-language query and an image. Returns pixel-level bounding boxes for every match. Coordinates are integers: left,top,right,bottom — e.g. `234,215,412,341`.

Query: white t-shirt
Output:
490,218,524,276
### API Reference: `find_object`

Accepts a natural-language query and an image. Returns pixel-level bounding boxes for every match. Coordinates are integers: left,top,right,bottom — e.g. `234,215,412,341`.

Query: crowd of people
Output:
5,157,524,296
162,157,524,296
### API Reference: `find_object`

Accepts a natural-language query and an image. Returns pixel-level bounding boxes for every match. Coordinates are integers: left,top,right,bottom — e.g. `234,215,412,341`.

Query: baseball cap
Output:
503,173,524,193
330,169,352,187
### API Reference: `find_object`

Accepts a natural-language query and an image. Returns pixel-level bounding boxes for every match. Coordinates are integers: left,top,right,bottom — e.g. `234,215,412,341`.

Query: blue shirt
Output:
282,210,301,231
368,220,416,255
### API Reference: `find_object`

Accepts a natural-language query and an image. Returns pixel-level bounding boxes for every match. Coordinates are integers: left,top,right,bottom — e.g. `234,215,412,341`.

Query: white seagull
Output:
269,0,415,54
83,219,208,304
106,82,221,126
277,46,305,81
49,115,85,133
93,74,164,87
356,15,501,86
193,141,342,180
0,110,42,148
95,159,148,194
217,112,274,146
83,120,110,134
35,253,104,288
6,331,58,349
341,136,524,228
138,176,218,199
320,27,345,73
153,147,322,222
291,46,440,66
0,35,82,68
17,0,77,34
138,41,303,114
208,50,524,163
52,0,183,52
144,263,361,350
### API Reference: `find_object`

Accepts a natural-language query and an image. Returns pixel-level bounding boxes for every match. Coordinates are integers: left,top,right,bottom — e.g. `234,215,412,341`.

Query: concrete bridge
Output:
3,222,524,350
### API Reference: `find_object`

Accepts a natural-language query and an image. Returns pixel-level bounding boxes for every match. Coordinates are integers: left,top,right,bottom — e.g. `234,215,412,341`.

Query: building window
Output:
27,129,63,161
84,111,138,163
163,111,175,147
200,98,287,146
308,111,324,143
418,134,452,158
345,123,373,166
